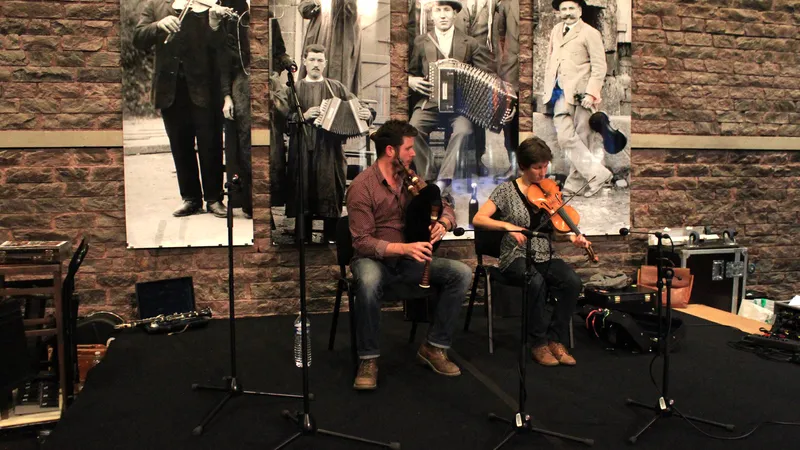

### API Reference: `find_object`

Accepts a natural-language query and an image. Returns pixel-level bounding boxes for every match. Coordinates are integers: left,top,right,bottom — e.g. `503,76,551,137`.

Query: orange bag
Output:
637,266,693,308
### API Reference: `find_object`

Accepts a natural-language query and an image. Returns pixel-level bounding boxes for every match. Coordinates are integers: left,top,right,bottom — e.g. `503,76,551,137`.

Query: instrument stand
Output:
489,236,594,449
625,232,734,443
272,68,399,450
191,177,304,436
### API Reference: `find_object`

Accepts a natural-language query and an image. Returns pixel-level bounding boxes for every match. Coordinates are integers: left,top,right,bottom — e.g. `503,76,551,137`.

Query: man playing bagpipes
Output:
345,120,473,390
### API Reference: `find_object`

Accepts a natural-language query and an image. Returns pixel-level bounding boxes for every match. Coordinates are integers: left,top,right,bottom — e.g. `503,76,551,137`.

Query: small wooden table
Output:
682,304,767,335
0,263,65,429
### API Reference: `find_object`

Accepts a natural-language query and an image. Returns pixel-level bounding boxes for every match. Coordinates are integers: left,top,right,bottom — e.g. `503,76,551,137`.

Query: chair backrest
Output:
64,237,89,320
473,212,504,259
335,216,355,268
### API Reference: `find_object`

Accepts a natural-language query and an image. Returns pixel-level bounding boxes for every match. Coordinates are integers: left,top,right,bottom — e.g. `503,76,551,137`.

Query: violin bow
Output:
164,0,195,44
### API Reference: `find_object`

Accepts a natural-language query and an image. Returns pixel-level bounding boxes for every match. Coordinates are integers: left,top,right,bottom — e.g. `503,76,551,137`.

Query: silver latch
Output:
726,261,744,278
712,260,724,281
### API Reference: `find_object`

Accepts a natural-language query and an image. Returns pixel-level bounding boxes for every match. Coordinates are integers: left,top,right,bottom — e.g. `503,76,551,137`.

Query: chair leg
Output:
486,274,494,355
464,267,484,331
408,321,418,344
347,288,358,373
569,315,575,350
328,279,345,350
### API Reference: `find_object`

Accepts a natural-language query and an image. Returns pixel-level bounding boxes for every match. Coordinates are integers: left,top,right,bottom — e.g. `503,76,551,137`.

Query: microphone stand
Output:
272,69,399,450
488,202,594,448
191,176,304,436
622,230,734,443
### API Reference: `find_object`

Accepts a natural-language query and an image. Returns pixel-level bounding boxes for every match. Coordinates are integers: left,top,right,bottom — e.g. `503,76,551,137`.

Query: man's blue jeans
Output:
350,257,472,359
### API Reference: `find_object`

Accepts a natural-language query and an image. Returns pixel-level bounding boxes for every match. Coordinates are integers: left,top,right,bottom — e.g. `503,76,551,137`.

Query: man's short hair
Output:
516,137,553,169
370,120,418,158
303,44,326,59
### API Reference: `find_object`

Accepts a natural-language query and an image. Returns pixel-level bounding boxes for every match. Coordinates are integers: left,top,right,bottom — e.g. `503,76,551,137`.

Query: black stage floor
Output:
24,309,800,449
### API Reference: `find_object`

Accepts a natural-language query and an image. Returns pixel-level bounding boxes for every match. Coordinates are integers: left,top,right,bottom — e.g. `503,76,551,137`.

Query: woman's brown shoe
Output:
548,342,576,366
531,344,559,366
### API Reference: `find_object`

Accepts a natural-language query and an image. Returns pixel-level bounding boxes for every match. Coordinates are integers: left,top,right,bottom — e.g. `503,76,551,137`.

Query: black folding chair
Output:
463,225,573,354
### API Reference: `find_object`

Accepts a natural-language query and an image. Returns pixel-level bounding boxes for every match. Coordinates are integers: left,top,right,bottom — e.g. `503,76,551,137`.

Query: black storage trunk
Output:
647,244,747,314
1,300,32,396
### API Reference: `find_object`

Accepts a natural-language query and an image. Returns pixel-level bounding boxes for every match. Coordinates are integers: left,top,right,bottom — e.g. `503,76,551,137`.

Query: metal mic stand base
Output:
487,239,593,449
191,180,305,436
488,412,594,449
273,69,400,450
625,398,734,444
274,410,401,450
192,377,308,436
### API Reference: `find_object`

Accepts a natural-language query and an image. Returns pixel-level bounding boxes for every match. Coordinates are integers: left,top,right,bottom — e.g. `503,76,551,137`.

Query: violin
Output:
165,0,238,44
526,178,598,263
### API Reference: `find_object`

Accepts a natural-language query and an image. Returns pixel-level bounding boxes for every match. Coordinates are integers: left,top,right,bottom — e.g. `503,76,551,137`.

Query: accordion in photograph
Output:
428,59,517,133
314,97,370,137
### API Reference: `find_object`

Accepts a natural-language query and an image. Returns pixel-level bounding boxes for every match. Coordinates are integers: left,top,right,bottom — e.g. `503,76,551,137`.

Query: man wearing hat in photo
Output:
408,0,493,189
542,0,612,198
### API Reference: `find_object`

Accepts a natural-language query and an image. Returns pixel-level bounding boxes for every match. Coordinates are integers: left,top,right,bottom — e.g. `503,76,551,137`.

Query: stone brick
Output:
5,167,53,184
62,36,104,52
21,150,71,167
54,213,96,229
0,50,27,65
55,52,86,67
2,2,65,19
0,113,36,129
56,167,89,181
19,98,59,114
87,52,119,67
12,67,74,82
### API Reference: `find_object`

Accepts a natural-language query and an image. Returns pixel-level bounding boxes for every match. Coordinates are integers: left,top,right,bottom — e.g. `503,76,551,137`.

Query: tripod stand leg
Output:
675,411,735,430
628,412,659,444
192,391,233,436
492,429,516,450
317,428,401,449
241,389,307,400
273,431,302,450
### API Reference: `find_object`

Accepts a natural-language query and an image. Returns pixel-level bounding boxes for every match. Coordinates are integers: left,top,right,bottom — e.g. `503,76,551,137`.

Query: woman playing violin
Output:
472,136,591,367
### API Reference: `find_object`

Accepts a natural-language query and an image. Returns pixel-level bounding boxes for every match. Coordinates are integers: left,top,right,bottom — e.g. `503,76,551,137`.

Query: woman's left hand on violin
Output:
570,234,591,249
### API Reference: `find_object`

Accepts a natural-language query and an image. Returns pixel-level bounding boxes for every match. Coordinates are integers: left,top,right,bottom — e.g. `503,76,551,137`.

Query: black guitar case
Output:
578,305,686,353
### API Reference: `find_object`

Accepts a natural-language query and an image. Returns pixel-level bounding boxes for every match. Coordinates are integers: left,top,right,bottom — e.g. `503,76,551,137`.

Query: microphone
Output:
452,227,466,237
515,229,548,238
276,53,298,73
619,227,670,239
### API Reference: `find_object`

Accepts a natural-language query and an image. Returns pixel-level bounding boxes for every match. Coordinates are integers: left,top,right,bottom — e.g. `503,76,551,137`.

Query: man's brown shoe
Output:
416,343,461,376
531,344,559,366
353,359,378,390
548,341,576,366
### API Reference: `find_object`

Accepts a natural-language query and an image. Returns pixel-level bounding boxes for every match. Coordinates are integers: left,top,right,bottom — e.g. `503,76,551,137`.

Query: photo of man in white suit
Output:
542,0,612,197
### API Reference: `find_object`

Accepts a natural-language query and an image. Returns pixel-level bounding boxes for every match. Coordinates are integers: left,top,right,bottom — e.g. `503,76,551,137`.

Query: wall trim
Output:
519,132,800,151
0,130,272,149
2,130,797,150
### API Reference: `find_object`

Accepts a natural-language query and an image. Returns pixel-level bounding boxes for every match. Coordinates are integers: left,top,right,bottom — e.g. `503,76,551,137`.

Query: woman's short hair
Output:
516,137,553,169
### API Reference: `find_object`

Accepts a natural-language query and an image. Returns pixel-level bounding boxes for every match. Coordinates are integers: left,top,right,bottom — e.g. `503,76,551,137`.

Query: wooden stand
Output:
0,263,65,429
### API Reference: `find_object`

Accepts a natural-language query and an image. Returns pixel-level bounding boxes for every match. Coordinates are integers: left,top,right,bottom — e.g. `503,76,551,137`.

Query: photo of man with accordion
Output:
282,44,373,244
407,0,494,192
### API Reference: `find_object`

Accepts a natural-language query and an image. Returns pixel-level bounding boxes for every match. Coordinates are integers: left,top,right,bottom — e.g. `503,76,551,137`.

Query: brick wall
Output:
1,1,798,318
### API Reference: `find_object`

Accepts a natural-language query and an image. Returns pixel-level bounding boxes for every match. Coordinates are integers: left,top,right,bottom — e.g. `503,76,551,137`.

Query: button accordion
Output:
428,59,517,133
313,97,370,137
